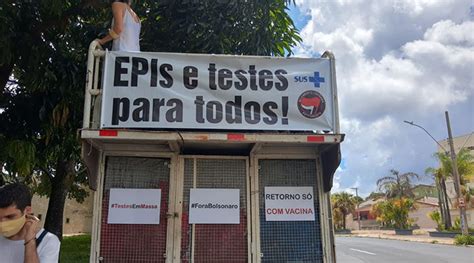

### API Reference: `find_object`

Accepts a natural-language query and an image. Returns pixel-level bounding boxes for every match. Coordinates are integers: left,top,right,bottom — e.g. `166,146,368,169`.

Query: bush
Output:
372,198,415,229
453,217,461,230
454,234,474,246
428,210,444,231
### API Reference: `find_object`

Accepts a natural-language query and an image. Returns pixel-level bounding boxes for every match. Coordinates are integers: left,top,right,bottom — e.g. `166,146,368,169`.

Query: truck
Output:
81,40,343,263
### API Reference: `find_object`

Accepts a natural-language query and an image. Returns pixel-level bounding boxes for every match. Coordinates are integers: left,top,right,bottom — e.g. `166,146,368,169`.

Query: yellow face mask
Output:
0,215,26,237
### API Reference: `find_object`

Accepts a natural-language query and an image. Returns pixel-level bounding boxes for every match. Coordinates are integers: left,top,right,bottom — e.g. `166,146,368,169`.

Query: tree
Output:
0,0,302,239
426,148,474,230
365,191,385,201
331,192,357,229
139,0,301,56
353,195,364,205
436,149,474,206
376,169,419,199
371,198,415,229
425,166,452,229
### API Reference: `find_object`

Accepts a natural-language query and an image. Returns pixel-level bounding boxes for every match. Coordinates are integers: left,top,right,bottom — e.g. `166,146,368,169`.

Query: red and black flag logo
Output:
297,90,326,119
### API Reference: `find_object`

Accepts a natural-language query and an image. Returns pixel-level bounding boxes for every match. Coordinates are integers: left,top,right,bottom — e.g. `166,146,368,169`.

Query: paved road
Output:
336,236,474,263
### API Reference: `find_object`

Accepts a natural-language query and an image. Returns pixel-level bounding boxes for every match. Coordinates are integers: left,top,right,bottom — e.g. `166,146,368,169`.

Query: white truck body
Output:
81,41,343,263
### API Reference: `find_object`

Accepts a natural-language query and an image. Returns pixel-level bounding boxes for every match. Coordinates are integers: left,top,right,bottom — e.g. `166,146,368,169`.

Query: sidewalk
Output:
337,229,455,245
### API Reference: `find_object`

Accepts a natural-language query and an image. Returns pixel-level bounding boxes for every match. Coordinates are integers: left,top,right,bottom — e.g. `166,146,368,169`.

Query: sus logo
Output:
297,90,325,118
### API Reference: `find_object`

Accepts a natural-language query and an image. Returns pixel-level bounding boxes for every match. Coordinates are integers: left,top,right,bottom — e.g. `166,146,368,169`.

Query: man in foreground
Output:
0,183,60,263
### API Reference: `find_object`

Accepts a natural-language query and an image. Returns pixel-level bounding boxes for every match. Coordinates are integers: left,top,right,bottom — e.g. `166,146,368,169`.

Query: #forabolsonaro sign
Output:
189,188,240,224
101,51,335,131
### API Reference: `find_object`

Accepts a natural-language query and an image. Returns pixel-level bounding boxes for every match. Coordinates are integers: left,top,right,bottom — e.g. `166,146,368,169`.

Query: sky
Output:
288,0,474,198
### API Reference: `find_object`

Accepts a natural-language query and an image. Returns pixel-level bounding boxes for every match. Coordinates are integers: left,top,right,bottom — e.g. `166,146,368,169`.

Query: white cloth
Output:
112,8,141,52
0,229,61,263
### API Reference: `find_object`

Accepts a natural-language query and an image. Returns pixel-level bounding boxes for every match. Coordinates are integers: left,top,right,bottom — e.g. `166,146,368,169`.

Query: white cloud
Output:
292,0,474,196
424,20,474,45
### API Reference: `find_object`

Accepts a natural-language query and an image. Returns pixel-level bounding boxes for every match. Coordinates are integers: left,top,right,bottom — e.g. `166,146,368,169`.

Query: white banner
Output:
265,187,315,221
107,188,161,224
189,188,240,224
101,51,335,131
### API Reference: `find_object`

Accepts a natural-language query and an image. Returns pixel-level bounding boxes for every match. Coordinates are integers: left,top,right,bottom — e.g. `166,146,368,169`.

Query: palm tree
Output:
435,148,474,207
425,148,474,230
331,192,357,229
376,169,419,199
425,166,452,229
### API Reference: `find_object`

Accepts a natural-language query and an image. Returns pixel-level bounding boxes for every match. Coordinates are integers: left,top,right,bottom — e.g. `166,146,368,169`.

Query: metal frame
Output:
81,129,343,145
83,40,105,129
84,41,341,262
322,51,340,133
89,151,105,263
251,147,325,263
174,155,251,263
316,156,335,263
89,150,337,263
89,151,177,263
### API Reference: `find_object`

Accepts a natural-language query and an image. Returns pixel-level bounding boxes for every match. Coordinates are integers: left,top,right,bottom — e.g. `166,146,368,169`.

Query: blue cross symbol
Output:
309,71,325,88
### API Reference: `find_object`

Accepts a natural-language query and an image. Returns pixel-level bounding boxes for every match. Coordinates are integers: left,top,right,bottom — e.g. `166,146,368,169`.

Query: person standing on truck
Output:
98,0,141,51
0,182,60,263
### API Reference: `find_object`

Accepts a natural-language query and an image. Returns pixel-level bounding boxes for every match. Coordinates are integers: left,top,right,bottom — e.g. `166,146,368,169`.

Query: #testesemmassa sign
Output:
101,51,335,131
108,188,161,224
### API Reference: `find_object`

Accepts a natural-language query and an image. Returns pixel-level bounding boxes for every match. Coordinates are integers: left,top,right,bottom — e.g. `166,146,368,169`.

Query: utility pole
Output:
445,111,469,235
351,187,361,230
403,119,453,229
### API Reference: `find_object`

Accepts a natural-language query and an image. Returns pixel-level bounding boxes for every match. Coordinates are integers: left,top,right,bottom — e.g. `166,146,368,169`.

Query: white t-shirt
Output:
0,229,61,263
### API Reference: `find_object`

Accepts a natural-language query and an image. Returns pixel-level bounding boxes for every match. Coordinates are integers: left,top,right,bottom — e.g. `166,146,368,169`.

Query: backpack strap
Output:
36,230,48,247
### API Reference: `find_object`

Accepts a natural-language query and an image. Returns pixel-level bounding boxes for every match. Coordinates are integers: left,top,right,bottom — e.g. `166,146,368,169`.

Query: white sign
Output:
108,188,161,224
265,187,315,221
101,51,335,131
189,189,240,224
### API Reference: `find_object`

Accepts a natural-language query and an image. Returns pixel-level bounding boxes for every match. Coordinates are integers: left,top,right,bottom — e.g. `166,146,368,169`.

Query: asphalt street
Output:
336,236,474,263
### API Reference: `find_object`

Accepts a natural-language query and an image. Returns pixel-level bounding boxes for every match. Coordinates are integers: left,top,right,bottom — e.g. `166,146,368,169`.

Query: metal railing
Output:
82,40,105,129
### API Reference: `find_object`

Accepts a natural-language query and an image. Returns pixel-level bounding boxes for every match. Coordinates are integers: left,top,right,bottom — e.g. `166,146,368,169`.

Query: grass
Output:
454,234,474,246
60,234,91,263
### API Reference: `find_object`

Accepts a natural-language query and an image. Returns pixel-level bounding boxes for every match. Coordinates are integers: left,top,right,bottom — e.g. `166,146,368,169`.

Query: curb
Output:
336,234,455,245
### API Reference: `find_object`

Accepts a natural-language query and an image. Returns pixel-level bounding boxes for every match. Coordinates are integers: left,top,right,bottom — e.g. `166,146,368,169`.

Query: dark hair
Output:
0,183,32,211
111,0,131,4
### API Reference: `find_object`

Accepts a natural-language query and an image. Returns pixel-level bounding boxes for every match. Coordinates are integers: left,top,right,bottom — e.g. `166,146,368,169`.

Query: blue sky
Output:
288,0,474,197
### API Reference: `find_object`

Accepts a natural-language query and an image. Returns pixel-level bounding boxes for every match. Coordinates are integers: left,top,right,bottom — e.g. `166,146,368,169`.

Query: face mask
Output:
0,215,26,237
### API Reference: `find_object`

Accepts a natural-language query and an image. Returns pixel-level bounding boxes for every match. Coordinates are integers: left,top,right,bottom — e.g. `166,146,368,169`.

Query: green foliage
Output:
453,217,461,231
139,0,301,56
454,234,474,246
0,0,303,184
411,185,439,199
0,0,302,237
353,196,364,204
1,140,36,177
377,169,419,198
435,149,474,184
365,191,385,201
372,198,416,229
60,234,91,262
331,192,357,229
428,210,444,231
432,149,474,207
